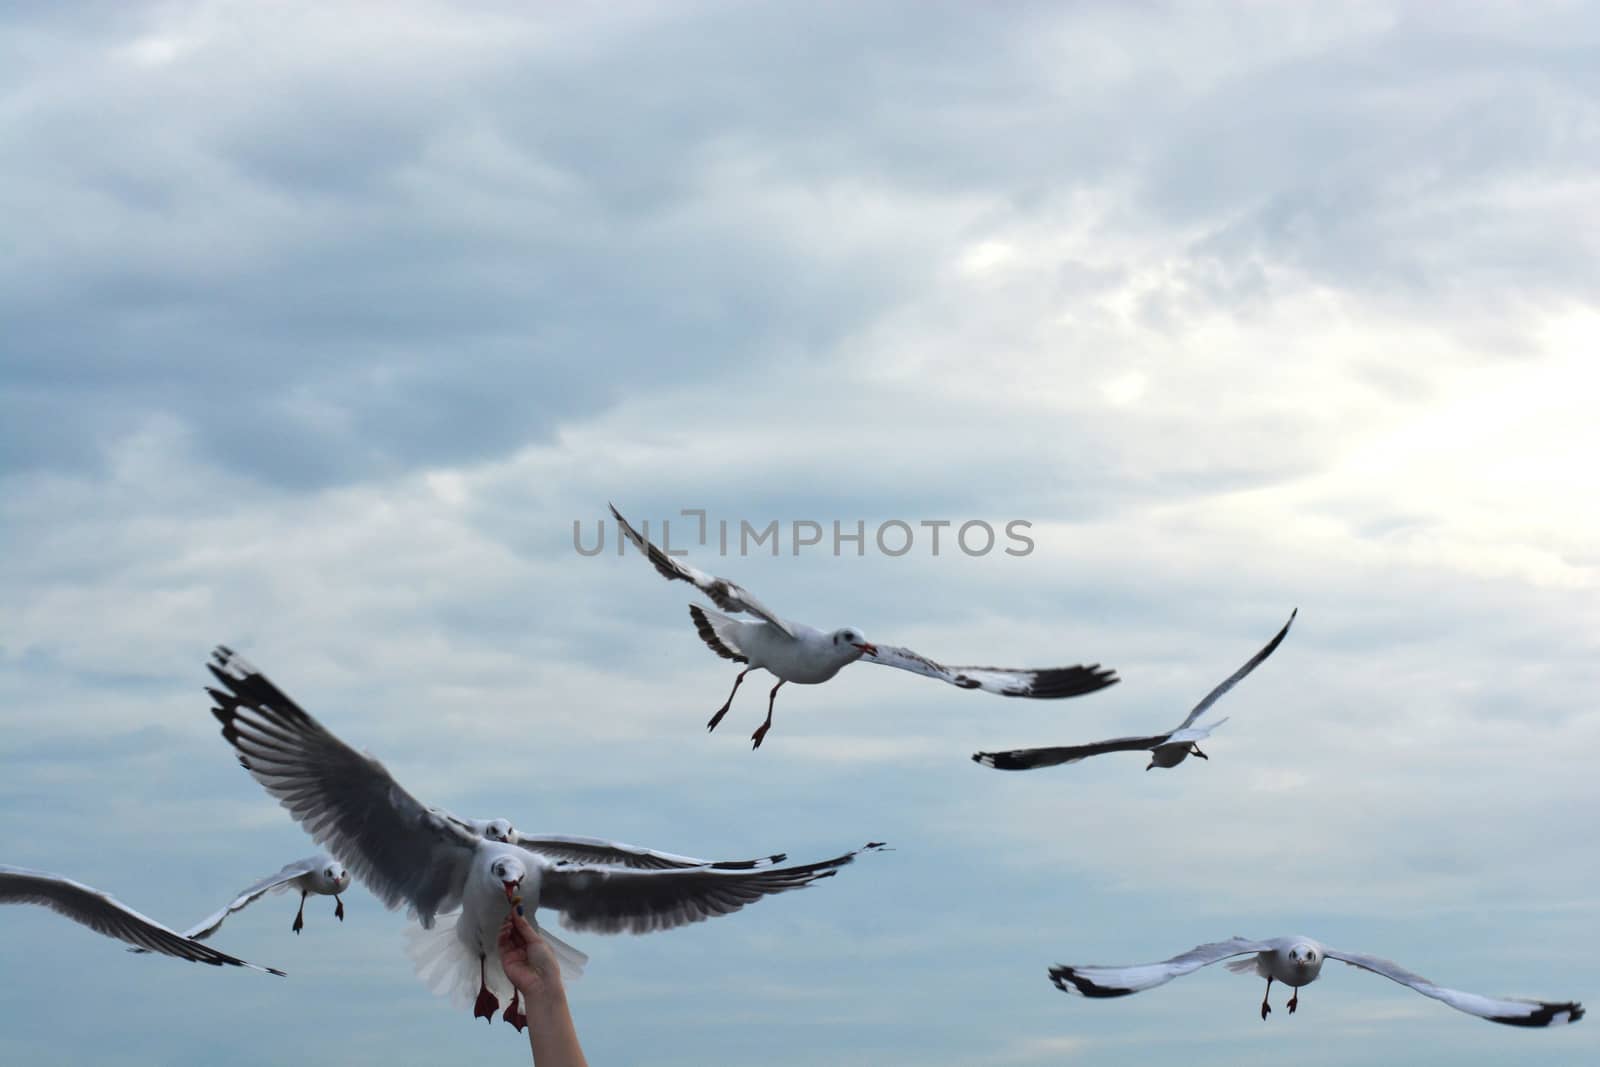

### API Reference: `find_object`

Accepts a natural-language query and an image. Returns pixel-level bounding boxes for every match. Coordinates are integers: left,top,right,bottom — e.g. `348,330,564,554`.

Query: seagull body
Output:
1050,935,1584,1027
204,645,883,1029
183,856,351,940
611,504,1119,747
0,865,284,976
974,609,1296,772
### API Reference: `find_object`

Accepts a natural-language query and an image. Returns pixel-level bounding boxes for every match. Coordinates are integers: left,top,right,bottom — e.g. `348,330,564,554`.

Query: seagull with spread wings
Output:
178,856,352,941
974,609,1295,772
609,504,1119,748
204,646,883,1031
1049,935,1583,1027
1,865,285,976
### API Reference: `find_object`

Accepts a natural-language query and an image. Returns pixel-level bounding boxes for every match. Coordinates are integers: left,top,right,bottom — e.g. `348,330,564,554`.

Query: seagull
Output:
974,609,1295,772
1049,935,1584,1027
437,817,788,871
173,856,352,941
610,504,1119,748
204,645,885,1031
1,865,285,975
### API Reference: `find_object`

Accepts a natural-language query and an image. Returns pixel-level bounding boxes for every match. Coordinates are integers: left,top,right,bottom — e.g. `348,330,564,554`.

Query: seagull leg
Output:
751,680,785,749
1191,745,1209,761
292,890,307,934
334,895,345,922
473,954,499,1022
502,989,527,1032
707,668,751,732
1260,977,1273,1020
1287,986,1299,1015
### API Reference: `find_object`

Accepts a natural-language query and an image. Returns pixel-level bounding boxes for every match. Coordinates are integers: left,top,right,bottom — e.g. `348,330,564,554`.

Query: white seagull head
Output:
1286,940,1323,975
831,627,878,659
320,861,351,893
488,853,528,903
479,818,516,843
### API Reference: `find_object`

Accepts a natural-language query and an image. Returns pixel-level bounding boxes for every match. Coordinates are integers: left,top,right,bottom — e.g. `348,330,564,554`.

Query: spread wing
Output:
180,857,323,941
1175,609,1296,731
1049,937,1271,997
510,833,785,872
973,734,1172,770
206,646,480,927
0,865,284,975
864,645,1118,699
538,843,884,934
1325,947,1584,1027
610,504,795,637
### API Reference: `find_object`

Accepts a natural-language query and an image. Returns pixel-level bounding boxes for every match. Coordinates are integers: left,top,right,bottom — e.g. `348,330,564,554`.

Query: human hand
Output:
498,909,566,1006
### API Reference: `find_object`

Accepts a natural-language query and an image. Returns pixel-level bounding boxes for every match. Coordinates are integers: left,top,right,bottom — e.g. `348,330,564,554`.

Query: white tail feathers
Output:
404,911,587,1009
538,925,589,981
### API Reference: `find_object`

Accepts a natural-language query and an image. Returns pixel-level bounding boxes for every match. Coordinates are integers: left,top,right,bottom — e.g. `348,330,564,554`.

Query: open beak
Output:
503,880,520,903
852,642,879,657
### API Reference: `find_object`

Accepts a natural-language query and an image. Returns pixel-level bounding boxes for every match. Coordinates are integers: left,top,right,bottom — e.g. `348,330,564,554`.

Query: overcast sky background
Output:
3,2,1598,1064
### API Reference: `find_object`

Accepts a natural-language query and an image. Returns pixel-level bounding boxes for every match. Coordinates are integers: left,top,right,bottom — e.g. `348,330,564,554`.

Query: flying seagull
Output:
974,609,1295,772
1,865,285,975
436,816,788,871
1049,935,1583,1027
204,645,884,1031
152,857,352,945
610,504,1118,748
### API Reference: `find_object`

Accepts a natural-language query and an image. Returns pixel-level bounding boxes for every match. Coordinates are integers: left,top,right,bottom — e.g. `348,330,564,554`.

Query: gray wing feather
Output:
1325,947,1584,1027
539,844,883,934
973,734,1173,770
511,833,785,871
610,505,795,637
865,645,1119,699
1049,937,1271,997
181,857,322,940
206,646,478,928
1177,609,1296,730
0,865,284,975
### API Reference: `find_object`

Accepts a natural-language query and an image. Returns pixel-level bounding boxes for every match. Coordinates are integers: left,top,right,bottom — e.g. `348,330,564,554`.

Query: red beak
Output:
854,642,879,656
503,881,519,902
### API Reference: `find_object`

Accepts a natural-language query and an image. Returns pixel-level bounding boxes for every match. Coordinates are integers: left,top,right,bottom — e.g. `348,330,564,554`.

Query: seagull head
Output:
832,627,877,658
1286,942,1321,973
489,854,527,903
322,862,351,892
480,818,516,843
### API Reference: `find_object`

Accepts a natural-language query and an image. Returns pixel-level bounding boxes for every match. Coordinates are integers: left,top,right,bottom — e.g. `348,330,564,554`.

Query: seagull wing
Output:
0,865,284,975
864,645,1119,699
973,733,1173,770
538,843,883,934
1175,609,1296,731
180,857,323,941
206,646,480,927
1050,937,1272,997
610,504,795,637
510,832,785,871
1324,947,1584,1027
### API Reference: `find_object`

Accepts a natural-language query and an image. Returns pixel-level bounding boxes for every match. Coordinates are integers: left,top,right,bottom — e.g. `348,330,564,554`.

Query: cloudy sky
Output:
3,1,1597,1063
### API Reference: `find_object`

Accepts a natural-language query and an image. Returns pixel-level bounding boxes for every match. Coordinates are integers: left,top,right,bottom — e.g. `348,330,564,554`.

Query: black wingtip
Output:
1015,664,1121,700
1048,966,1135,998
1489,1001,1585,1027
